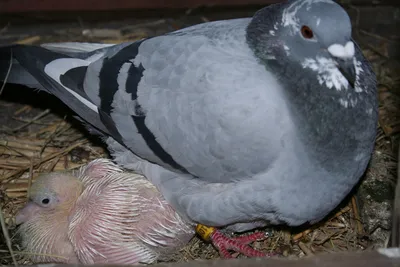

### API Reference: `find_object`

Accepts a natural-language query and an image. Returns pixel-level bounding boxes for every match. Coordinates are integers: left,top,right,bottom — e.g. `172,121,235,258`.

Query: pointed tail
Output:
0,43,110,135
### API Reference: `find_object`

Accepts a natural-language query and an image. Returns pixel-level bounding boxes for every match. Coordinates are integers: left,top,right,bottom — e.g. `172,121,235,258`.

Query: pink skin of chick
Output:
16,158,195,264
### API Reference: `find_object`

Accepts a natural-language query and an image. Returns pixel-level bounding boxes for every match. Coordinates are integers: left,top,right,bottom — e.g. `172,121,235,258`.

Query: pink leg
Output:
211,230,271,258
195,224,275,258
231,231,267,244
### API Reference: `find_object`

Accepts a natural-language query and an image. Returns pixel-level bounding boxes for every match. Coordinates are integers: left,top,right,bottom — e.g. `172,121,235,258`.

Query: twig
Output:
351,196,364,235
2,136,50,146
0,144,36,159
0,49,13,96
39,118,70,156
0,165,20,170
0,140,59,153
0,249,68,261
27,158,34,198
82,144,106,157
77,16,85,32
5,192,28,198
359,29,393,43
0,145,53,158
0,158,84,169
14,105,32,115
349,5,360,30
314,229,347,246
0,208,17,266
12,109,51,132
15,36,41,45
44,156,62,173
32,120,68,136
332,206,351,219
201,16,210,23
120,19,166,31
292,206,351,242
0,22,10,34
326,222,347,228
12,117,52,126
309,230,318,244
292,229,312,241
298,241,313,256
361,42,390,60
1,139,88,182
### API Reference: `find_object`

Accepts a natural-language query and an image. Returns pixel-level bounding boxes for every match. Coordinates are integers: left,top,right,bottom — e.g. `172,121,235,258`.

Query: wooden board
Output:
0,0,279,13
4,249,400,267
0,0,398,13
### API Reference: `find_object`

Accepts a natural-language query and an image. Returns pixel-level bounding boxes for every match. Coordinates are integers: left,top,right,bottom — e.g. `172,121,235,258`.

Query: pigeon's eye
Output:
41,198,50,205
301,26,314,39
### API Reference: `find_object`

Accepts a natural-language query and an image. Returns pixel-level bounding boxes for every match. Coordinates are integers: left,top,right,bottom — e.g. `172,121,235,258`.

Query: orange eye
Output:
301,25,314,39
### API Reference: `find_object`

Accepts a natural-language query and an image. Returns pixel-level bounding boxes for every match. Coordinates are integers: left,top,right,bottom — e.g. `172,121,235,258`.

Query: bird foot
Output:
196,224,274,259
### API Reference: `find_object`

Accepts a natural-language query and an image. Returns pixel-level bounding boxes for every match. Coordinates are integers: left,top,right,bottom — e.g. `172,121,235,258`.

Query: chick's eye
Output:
301,26,314,39
41,198,50,205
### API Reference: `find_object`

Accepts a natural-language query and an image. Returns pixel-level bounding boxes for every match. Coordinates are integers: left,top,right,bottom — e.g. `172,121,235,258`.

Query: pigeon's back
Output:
0,18,289,184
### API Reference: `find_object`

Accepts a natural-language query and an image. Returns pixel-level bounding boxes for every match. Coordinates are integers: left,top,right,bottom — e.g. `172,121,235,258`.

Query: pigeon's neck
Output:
278,60,378,173
245,6,378,173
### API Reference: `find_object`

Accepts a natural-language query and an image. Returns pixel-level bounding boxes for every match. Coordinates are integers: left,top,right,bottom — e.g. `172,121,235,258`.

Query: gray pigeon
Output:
0,0,378,257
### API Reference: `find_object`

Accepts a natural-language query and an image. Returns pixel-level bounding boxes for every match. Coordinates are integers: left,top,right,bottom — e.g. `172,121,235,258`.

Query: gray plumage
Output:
1,0,378,233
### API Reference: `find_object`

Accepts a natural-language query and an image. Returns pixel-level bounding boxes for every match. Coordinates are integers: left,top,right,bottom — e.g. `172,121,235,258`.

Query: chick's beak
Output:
16,202,41,225
328,41,356,88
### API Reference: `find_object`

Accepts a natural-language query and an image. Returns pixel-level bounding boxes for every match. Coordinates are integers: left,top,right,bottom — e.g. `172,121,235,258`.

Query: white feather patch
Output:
117,62,131,92
41,42,114,53
353,57,364,93
302,56,349,91
44,58,99,113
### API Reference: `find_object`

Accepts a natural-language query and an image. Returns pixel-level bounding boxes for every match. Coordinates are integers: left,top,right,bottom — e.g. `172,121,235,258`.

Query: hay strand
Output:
0,208,17,266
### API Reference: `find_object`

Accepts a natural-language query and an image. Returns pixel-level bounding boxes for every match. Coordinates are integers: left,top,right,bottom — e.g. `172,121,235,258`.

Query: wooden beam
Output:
0,0,280,13
3,249,400,267
1,0,398,13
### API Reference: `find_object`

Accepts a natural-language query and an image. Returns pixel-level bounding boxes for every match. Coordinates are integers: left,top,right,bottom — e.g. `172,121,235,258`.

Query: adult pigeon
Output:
16,159,195,264
1,0,378,257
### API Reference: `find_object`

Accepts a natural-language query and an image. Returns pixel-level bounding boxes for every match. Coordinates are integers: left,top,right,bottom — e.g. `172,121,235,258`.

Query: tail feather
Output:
0,44,110,136
41,42,114,55
0,46,36,87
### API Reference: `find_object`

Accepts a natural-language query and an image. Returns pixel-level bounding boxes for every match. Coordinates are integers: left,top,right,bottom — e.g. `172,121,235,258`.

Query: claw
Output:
195,224,275,258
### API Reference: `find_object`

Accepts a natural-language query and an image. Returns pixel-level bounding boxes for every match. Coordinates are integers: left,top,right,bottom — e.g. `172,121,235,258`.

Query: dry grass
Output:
0,4,399,266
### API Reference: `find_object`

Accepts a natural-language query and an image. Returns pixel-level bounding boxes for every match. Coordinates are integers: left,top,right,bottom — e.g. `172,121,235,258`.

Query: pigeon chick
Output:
2,0,378,258
16,159,195,264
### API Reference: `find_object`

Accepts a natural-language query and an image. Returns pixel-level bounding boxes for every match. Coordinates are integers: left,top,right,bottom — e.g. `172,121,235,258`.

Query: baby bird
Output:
15,159,195,264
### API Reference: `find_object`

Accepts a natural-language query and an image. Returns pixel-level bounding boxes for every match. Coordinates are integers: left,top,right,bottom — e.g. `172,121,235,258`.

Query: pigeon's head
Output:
16,173,83,225
247,0,358,90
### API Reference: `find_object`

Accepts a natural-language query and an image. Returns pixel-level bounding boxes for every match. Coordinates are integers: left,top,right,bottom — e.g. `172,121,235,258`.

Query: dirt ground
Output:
0,3,399,266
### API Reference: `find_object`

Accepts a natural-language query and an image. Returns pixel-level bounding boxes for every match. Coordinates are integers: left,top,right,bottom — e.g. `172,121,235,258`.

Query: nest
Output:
0,3,399,266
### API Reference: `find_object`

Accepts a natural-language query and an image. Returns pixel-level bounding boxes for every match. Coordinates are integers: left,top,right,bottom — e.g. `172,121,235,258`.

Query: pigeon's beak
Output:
336,58,356,88
328,41,356,88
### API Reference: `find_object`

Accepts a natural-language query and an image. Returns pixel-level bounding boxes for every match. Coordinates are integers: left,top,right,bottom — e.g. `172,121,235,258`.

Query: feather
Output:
16,159,195,264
